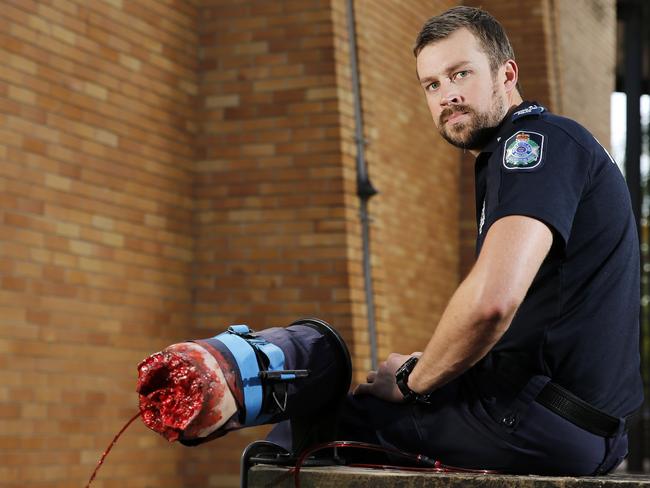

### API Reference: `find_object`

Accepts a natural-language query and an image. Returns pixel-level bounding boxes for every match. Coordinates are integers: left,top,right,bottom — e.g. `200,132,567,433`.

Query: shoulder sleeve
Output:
488,122,591,247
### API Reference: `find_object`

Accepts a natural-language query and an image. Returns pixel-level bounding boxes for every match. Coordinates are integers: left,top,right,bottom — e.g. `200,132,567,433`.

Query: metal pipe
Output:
345,0,379,369
621,0,645,472
624,0,642,230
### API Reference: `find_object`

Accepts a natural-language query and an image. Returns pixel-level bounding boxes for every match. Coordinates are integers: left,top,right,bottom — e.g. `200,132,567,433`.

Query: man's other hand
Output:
353,352,415,402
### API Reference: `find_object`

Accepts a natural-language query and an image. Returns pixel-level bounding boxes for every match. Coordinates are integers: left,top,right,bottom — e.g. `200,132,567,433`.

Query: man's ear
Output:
503,59,518,93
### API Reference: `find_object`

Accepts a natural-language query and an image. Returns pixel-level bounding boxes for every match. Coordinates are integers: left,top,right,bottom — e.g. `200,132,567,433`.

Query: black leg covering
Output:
182,318,351,448
258,318,351,424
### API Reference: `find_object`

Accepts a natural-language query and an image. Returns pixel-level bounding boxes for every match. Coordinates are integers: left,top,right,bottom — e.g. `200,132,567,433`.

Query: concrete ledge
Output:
248,465,650,487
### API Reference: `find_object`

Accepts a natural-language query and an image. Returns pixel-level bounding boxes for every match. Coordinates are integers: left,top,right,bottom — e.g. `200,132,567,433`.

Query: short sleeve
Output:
489,127,590,248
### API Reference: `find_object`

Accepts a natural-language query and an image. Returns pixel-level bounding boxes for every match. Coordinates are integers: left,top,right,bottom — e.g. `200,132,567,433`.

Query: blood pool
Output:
136,344,228,442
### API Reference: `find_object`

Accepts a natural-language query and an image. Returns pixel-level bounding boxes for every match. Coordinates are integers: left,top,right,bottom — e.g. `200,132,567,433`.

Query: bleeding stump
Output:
137,344,227,442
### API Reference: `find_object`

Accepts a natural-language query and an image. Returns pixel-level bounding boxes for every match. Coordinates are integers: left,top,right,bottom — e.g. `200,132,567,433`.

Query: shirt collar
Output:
477,101,542,156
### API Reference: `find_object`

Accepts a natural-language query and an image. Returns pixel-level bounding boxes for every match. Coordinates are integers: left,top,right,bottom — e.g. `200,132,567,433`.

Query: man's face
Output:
416,28,507,151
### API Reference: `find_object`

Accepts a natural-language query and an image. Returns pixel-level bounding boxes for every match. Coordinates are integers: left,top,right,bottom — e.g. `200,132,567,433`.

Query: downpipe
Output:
345,0,379,369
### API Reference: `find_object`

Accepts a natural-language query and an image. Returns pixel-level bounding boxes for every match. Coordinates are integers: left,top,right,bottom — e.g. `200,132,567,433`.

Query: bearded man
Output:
139,6,642,476
339,6,643,475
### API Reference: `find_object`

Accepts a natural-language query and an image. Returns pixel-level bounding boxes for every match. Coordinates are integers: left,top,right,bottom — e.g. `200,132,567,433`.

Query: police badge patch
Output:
502,131,545,170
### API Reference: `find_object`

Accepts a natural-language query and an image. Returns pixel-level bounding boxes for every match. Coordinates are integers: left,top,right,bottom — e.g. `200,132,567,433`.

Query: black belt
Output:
491,356,632,438
536,381,631,437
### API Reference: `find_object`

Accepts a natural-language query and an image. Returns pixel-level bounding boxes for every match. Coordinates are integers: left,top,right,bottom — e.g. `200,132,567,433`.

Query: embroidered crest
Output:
503,131,544,170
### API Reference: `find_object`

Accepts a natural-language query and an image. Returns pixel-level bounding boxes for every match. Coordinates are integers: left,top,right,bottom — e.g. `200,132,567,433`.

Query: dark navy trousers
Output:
268,369,628,476
253,322,628,475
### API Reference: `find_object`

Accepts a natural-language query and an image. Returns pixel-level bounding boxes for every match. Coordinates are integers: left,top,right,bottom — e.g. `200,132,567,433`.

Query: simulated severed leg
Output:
136,318,351,447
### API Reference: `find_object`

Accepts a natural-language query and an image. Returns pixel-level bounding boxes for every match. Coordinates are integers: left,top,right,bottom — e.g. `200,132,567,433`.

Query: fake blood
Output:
85,411,139,488
86,345,228,486
137,345,227,440
136,350,204,441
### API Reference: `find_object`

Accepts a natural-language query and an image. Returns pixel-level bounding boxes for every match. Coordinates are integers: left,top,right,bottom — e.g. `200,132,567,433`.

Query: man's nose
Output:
440,91,461,106
439,82,462,106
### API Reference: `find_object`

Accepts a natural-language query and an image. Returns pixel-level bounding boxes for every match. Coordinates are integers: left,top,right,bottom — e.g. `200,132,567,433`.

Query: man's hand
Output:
353,352,418,402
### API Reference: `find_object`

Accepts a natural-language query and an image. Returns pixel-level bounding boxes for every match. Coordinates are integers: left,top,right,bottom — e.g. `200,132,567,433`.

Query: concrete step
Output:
247,465,650,487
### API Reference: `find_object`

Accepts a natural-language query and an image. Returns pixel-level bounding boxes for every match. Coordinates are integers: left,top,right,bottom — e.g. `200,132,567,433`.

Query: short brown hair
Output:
414,6,515,73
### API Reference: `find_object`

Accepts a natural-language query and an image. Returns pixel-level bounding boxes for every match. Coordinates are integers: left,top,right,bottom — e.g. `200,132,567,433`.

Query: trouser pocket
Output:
497,374,613,475
593,421,628,475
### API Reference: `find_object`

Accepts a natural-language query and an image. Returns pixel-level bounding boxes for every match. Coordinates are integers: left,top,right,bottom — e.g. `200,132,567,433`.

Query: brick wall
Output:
0,0,616,487
344,0,460,362
193,0,350,350
0,0,198,486
186,3,461,483
188,0,353,484
465,0,558,108
554,0,615,145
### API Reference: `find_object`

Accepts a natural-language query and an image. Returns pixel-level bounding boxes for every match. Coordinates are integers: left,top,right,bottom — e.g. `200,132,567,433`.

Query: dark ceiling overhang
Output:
616,0,650,94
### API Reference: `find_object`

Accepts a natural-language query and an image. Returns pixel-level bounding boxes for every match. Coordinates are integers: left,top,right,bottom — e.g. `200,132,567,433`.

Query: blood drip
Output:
86,345,229,486
85,411,139,488
136,350,204,441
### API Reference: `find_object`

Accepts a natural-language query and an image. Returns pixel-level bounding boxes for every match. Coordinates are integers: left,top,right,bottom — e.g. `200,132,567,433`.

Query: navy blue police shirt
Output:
475,101,643,417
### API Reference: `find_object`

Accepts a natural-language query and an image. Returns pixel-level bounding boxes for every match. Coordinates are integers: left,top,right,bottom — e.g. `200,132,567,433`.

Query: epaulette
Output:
512,104,546,122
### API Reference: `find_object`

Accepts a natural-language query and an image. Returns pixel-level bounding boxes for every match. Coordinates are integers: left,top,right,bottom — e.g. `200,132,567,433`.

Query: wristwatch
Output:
395,356,422,403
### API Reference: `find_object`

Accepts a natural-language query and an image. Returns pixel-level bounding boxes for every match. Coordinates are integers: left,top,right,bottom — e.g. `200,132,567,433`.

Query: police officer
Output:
330,6,643,475
146,5,642,475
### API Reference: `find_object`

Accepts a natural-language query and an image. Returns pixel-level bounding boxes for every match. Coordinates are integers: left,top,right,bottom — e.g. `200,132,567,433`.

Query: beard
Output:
437,87,506,151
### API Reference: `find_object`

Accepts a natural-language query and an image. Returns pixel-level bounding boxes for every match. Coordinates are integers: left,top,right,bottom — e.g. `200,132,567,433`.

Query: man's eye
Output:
454,70,469,80
426,81,440,91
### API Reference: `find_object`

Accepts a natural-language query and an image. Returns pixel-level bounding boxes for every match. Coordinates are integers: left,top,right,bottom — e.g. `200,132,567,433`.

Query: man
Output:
139,6,642,476
345,5,643,475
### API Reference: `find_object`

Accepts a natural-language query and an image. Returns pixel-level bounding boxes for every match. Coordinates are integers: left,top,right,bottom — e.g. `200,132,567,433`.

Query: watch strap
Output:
395,356,419,403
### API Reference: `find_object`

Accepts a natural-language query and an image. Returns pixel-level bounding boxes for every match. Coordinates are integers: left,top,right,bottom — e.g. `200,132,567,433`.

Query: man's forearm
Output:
352,217,552,403
406,273,517,394
406,216,553,395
